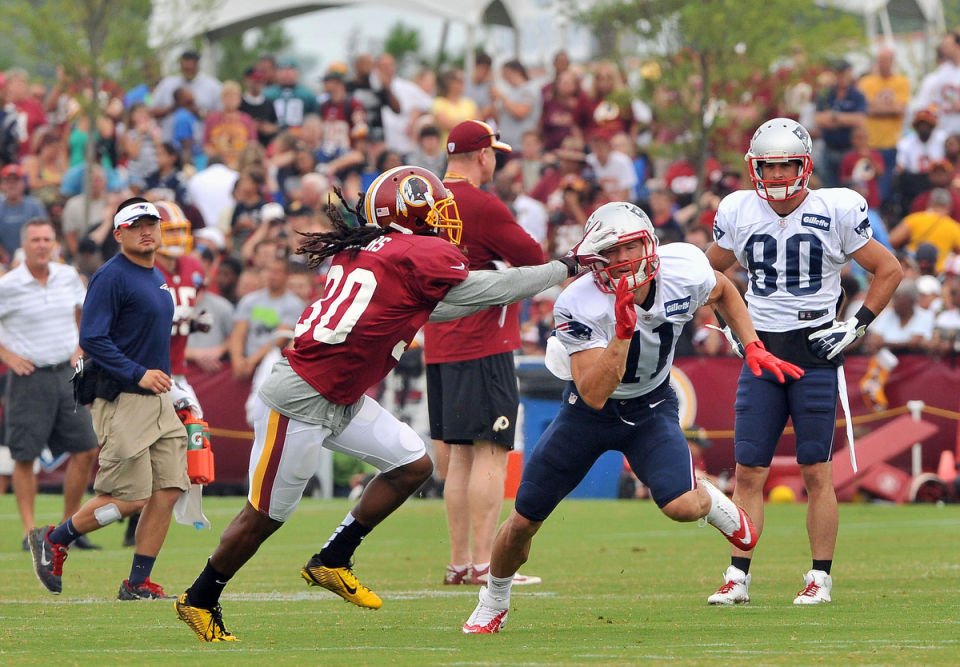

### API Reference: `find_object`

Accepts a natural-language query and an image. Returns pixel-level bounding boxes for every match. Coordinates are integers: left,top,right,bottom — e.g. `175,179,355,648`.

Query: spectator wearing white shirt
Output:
864,280,935,354
492,161,548,249
186,157,238,229
151,51,222,123
0,219,99,550
586,130,638,202
932,282,960,356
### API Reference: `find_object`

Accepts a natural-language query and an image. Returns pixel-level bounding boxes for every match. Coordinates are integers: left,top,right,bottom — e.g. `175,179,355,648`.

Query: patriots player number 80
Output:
745,233,824,297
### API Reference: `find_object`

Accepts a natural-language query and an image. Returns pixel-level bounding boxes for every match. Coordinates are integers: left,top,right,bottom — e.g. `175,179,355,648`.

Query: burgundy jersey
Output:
158,254,205,375
423,180,545,364
285,233,468,405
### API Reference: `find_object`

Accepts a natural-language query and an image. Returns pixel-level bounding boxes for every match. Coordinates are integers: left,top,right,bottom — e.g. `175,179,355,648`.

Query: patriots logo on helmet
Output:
792,124,811,148
555,320,593,341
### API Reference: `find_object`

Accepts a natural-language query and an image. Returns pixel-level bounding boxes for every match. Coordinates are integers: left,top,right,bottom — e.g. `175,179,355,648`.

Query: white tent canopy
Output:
150,0,517,49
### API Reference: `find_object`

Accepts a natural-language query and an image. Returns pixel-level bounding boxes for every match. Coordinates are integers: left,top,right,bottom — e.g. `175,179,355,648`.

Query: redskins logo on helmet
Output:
155,200,193,258
363,165,462,244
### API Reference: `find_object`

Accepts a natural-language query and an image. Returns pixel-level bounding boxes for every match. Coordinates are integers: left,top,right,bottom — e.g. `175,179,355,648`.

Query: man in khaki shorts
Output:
28,198,189,600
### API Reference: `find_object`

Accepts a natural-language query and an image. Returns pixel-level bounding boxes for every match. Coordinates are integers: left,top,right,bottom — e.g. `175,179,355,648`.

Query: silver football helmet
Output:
745,117,813,201
580,202,660,294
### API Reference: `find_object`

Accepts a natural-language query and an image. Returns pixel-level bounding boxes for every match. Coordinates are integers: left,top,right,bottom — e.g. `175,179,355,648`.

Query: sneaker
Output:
471,564,542,586
22,536,28,551
700,478,758,551
707,565,751,605
463,586,509,634
28,526,68,595
118,578,173,600
70,534,102,550
444,564,473,585
793,569,832,604
300,555,382,609
175,592,239,642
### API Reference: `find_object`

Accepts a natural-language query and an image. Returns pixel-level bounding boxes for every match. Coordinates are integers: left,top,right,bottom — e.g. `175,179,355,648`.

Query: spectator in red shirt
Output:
840,125,885,209
5,68,47,157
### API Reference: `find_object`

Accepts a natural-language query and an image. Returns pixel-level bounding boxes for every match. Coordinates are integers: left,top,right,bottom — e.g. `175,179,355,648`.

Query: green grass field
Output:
1,494,958,665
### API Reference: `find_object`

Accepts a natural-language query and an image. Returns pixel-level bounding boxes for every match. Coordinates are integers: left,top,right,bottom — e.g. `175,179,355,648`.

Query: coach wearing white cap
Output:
28,197,190,601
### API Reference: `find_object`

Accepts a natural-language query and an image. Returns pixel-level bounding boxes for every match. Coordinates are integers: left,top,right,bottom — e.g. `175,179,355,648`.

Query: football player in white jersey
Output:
705,118,902,606
463,202,803,634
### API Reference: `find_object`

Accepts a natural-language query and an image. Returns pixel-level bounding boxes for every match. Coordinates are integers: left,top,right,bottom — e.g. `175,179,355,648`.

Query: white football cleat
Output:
707,565,751,605
462,586,509,634
699,478,758,551
793,569,832,604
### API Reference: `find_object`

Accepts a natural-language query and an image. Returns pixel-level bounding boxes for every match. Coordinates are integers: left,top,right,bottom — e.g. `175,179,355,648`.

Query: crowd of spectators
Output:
2,39,960,368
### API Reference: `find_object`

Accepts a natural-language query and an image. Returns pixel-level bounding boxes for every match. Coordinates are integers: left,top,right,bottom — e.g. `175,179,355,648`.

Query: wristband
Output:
854,306,876,329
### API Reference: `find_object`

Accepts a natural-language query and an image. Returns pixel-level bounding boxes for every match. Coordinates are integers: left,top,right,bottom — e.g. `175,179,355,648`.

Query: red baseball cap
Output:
446,120,512,155
0,163,23,179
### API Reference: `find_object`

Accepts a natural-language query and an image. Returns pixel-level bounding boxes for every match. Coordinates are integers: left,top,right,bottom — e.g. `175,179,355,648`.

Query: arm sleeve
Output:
429,261,568,322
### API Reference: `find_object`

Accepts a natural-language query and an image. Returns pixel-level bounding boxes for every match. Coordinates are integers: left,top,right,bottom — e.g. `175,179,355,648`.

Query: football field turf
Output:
2,495,958,665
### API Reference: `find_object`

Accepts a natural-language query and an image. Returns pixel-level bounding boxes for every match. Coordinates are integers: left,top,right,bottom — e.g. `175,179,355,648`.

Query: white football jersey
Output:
713,188,872,332
895,129,947,173
913,63,960,136
552,243,716,398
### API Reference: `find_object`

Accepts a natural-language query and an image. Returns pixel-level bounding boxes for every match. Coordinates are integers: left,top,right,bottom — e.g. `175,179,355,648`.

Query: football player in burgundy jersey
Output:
176,166,587,641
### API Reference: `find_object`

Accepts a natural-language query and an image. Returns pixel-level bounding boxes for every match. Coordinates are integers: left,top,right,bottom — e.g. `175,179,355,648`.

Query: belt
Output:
36,360,74,372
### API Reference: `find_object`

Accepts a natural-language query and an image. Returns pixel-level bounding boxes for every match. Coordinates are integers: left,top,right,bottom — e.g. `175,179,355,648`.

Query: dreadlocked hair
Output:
296,187,390,268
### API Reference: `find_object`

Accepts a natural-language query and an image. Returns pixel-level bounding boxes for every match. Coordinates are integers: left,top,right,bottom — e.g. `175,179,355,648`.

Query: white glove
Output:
705,323,744,358
169,380,203,418
807,318,866,360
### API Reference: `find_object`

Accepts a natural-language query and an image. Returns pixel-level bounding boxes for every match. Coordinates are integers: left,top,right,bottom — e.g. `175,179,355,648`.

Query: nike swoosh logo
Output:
336,572,357,595
649,399,666,409
451,262,466,270
215,579,228,585
40,548,51,567
859,203,867,212
732,508,753,547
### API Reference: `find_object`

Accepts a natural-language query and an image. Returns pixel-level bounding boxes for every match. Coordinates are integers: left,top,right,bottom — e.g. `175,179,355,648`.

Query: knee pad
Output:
94,503,122,526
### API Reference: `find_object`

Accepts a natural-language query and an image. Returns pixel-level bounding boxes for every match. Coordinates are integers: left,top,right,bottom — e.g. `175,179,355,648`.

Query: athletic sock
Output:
812,559,832,575
187,559,232,608
48,518,79,546
128,553,156,586
319,512,372,568
731,557,752,575
486,574,513,602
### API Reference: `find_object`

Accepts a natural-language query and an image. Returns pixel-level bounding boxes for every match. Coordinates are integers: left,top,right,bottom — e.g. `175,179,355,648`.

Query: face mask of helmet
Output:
155,201,193,257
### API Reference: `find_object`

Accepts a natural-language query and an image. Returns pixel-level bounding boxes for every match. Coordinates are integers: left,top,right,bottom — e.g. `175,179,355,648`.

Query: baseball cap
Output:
915,242,939,266
113,201,161,229
0,163,23,179
913,106,938,126
447,120,512,155
243,66,264,81
261,202,286,223
916,275,942,296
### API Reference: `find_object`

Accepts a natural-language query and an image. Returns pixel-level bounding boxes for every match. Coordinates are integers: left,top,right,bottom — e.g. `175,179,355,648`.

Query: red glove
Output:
744,341,805,383
614,276,636,340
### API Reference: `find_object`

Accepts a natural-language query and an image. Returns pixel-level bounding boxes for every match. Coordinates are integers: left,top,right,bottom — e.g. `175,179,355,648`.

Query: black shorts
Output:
426,352,519,449
3,364,99,462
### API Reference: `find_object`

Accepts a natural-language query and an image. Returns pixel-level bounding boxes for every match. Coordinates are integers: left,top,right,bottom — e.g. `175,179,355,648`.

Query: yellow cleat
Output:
300,555,383,609
175,592,239,642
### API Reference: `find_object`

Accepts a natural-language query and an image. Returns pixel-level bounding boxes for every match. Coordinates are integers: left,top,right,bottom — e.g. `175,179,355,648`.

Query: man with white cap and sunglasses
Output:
29,197,189,601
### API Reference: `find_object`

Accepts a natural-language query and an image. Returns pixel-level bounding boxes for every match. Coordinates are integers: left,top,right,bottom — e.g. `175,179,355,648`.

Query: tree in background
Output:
217,25,295,82
384,22,422,66
572,0,862,201
0,0,156,218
